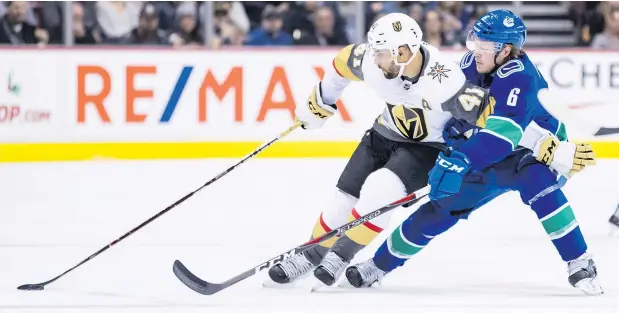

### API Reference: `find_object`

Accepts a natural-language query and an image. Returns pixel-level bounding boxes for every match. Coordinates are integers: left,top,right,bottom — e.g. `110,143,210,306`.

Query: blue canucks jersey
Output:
456,51,567,170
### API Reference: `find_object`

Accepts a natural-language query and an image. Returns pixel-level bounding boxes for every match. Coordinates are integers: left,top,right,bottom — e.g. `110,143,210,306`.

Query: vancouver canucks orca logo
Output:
503,16,515,27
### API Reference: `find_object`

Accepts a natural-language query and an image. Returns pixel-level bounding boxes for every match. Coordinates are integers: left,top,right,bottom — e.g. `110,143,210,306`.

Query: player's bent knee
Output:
321,190,358,227
359,168,408,208
344,168,408,245
517,163,561,205
357,168,407,225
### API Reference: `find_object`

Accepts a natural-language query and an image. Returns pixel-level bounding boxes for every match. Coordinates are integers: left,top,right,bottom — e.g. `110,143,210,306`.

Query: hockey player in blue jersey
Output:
344,10,602,295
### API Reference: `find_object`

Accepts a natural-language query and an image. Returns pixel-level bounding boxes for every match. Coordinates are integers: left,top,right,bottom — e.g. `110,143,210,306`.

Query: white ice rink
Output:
1,158,618,313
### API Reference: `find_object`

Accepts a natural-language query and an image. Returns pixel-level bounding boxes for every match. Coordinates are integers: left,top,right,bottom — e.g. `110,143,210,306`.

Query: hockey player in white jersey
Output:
266,13,494,288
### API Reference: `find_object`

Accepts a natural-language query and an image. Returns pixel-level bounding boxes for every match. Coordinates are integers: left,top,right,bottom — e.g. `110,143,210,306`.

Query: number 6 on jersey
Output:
507,88,520,107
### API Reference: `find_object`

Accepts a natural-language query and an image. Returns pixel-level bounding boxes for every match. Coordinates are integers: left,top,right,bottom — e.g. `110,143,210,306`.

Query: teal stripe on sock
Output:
541,204,578,239
387,226,424,258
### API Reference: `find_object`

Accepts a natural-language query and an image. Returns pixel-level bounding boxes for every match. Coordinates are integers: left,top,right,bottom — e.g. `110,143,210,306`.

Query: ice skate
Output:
345,259,386,288
311,251,348,291
263,253,315,287
567,253,603,296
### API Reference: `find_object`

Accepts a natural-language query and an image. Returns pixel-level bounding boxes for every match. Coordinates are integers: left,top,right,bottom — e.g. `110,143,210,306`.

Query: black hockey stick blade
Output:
17,284,45,291
594,127,619,136
173,185,431,296
173,260,227,295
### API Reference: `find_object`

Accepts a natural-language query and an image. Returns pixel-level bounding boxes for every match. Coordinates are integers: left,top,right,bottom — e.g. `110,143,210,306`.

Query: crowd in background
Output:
0,1,617,49
570,1,619,49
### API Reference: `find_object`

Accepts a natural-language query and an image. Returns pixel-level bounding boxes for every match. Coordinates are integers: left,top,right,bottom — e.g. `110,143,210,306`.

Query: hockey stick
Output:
537,89,619,137
17,121,303,291
172,185,431,296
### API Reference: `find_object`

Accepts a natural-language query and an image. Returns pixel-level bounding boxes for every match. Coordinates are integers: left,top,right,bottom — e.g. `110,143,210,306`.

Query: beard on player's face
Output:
379,62,400,79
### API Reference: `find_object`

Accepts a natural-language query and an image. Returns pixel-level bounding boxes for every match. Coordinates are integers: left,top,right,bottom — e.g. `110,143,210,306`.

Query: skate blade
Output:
261,277,302,289
310,281,327,292
261,279,301,289
575,278,604,296
608,224,619,237
337,279,352,288
337,279,382,289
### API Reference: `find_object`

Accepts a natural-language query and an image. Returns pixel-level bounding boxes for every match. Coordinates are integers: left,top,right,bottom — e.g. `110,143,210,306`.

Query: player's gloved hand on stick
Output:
533,134,596,178
428,148,471,201
294,83,337,130
442,117,478,148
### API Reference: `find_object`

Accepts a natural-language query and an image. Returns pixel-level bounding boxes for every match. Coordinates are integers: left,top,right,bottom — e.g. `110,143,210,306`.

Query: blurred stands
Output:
0,1,616,49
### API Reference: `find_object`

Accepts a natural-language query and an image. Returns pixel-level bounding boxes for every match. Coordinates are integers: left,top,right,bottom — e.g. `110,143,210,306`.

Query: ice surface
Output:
1,158,618,313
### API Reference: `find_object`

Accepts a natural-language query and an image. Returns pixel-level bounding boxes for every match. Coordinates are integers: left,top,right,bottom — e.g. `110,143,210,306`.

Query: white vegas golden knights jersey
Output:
320,41,492,148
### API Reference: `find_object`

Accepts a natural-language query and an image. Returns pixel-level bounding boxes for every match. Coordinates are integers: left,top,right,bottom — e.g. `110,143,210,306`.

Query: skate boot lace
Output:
357,259,385,284
568,254,594,276
279,253,314,278
321,251,347,277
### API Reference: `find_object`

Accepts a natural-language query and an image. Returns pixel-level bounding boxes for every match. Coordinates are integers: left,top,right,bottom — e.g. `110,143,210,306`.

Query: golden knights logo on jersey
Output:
387,103,428,141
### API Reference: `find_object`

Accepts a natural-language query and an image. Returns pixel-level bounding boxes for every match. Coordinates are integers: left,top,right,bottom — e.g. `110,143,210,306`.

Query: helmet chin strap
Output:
490,52,501,74
491,44,516,74
394,50,418,77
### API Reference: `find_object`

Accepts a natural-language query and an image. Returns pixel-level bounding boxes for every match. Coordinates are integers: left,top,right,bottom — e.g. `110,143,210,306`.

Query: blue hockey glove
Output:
442,118,478,149
428,148,471,201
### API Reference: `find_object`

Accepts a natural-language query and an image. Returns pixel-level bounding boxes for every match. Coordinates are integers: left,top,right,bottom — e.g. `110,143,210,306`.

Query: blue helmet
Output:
471,9,527,52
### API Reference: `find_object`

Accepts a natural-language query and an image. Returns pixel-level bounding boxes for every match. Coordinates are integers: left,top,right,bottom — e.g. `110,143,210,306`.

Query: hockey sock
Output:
304,213,338,265
304,191,358,265
531,188,587,262
334,168,407,262
372,202,459,272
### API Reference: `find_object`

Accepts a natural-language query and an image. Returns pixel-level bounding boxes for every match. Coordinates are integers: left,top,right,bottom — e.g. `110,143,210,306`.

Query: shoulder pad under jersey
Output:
332,44,367,81
440,81,495,128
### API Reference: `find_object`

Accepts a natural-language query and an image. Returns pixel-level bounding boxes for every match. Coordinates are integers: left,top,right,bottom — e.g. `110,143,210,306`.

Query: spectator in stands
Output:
96,1,140,43
423,10,443,48
437,2,465,47
206,1,248,48
127,3,168,45
571,1,605,46
293,5,349,46
245,4,292,46
244,1,289,31
72,2,100,44
591,1,619,49
0,0,39,26
218,16,245,46
200,1,250,35
168,2,202,47
285,1,347,45
408,3,424,24
365,2,399,32
149,1,179,31
41,1,98,44
0,1,48,46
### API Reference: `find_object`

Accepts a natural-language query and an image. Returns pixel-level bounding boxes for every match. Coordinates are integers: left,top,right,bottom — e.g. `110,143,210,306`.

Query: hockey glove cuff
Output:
294,83,337,130
429,149,471,201
534,135,596,177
